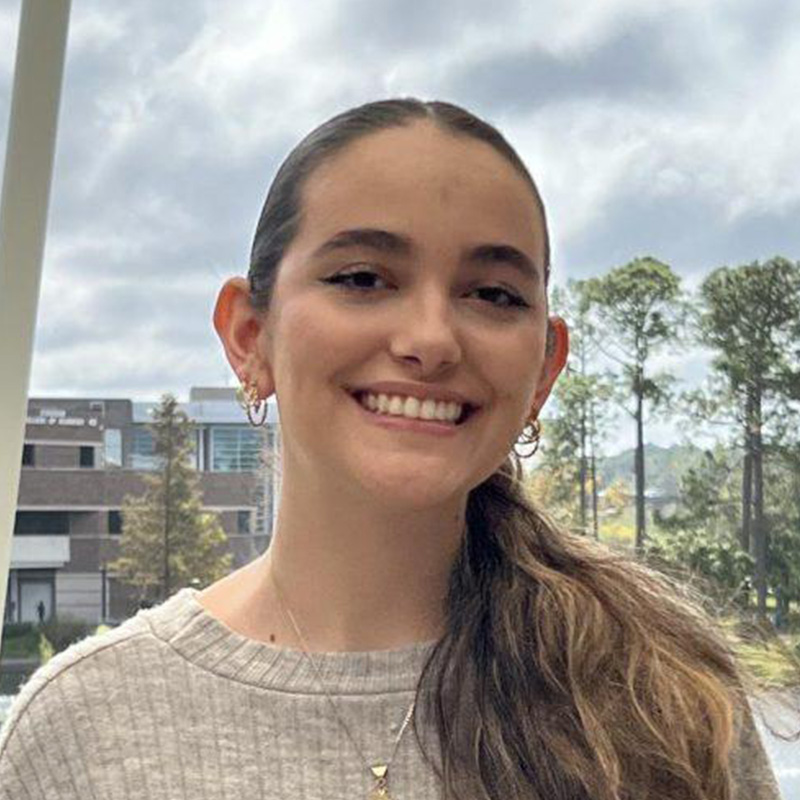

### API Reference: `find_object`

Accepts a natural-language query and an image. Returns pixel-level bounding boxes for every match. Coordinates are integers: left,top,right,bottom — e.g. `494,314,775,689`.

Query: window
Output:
211,427,262,472
104,428,122,467
108,510,122,535
14,511,69,535
79,446,95,468
22,444,35,466
130,427,157,470
237,510,252,534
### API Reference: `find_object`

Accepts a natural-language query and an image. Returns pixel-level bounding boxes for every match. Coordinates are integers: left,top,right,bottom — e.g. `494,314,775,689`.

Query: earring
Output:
513,414,541,459
236,379,268,427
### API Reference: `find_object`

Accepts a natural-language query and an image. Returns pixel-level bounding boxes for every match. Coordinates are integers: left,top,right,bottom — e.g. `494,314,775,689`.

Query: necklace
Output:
269,562,418,800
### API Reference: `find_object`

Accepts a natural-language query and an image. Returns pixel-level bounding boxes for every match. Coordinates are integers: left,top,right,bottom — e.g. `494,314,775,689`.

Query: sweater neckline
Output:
143,587,438,695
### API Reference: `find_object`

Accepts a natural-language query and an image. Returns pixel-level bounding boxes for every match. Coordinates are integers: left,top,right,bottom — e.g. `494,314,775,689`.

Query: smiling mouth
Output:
348,390,478,426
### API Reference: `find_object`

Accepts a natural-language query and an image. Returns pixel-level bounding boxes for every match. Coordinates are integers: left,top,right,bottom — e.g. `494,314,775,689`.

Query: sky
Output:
1,0,799,456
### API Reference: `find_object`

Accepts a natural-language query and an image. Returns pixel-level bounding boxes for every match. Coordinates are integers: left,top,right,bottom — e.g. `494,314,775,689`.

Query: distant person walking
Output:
35,600,45,624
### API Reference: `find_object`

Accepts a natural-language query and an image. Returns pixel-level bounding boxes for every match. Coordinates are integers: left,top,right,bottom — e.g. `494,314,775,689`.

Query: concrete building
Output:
5,387,280,625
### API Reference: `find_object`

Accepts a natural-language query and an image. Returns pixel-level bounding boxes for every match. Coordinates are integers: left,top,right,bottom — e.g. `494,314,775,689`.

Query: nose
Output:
389,288,462,377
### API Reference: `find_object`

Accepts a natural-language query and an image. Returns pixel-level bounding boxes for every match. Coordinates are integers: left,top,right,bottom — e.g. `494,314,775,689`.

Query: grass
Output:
733,635,800,689
0,629,40,659
596,519,800,690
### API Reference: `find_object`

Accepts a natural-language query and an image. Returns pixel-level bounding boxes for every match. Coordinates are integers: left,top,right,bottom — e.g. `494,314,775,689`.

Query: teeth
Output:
358,392,464,423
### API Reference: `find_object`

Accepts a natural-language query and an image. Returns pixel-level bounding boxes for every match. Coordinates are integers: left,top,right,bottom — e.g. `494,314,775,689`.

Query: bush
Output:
38,634,55,665
38,614,95,654
1,621,36,639
1,627,40,658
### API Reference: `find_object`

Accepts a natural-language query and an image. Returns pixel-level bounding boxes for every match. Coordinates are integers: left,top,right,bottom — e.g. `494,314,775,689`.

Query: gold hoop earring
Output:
513,415,541,459
236,380,268,427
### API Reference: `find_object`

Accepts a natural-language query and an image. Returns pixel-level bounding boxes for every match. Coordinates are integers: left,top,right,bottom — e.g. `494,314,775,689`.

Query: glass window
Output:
108,510,122,535
79,446,95,468
22,444,35,466
14,511,69,535
237,509,252,534
104,428,122,467
211,427,262,472
130,427,157,470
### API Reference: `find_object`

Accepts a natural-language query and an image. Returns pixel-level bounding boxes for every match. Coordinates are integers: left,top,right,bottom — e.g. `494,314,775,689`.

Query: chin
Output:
357,469,470,510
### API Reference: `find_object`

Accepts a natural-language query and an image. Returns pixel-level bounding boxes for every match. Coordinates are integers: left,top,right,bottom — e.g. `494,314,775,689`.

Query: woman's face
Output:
238,121,567,509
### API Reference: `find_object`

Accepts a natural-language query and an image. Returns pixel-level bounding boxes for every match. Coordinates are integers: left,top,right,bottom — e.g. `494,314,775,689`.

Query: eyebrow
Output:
312,227,540,283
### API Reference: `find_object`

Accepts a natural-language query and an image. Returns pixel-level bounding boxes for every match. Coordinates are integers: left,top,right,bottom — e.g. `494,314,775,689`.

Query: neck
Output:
256,465,467,653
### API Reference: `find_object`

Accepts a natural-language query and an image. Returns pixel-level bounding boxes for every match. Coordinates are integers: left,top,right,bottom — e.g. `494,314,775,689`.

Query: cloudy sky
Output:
1,0,798,455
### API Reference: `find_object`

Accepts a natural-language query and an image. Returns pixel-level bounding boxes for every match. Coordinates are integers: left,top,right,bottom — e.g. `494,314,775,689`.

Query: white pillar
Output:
0,0,72,637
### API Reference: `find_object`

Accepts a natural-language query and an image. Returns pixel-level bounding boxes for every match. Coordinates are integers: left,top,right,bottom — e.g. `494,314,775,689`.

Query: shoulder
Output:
2,613,152,733
0,609,159,798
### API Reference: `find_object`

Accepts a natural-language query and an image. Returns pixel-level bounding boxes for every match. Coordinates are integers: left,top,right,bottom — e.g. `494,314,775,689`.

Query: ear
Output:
213,277,274,397
531,315,569,414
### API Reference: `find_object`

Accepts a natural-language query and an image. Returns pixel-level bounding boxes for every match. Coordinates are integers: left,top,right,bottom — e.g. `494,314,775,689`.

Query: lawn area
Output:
0,628,40,659
735,637,800,689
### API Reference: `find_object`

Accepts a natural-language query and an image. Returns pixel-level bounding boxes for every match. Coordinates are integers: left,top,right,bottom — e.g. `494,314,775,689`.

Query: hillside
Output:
596,443,711,496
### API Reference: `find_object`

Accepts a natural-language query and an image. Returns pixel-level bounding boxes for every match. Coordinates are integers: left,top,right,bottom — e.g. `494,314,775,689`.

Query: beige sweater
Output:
0,587,783,799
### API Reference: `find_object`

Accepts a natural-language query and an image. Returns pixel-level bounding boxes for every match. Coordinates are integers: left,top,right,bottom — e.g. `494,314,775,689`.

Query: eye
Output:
321,267,390,292
469,286,530,309
321,267,530,309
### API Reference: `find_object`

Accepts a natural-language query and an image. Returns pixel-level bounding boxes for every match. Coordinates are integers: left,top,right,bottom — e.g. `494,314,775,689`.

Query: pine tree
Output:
548,280,616,537
583,257,686,550
688,257,800,617
108,394,232,605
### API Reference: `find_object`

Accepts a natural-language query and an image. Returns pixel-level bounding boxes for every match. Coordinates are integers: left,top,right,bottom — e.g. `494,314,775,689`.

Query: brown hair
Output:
248,98,749,800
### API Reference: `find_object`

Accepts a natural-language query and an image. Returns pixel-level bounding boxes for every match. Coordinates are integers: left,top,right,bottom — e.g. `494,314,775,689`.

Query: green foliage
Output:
38,614,95,653
697,258,800,397
733,637,800,689
582,256,687,368
108,393,232,603
1,621,35,639
38,634,54,665
649,525,752,592
0,625,39,658
687,257,800,615
541,280,616,534
582,256,687,548
597,443,705,496
764,455,800,604
650,448,752,590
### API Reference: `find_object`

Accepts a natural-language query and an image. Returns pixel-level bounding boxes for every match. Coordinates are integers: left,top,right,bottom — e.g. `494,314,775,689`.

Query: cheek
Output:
484,331,543,406
276,300,350,380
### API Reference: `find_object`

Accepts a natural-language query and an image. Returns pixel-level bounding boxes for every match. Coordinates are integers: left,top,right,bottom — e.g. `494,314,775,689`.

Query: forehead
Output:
294,121,545,264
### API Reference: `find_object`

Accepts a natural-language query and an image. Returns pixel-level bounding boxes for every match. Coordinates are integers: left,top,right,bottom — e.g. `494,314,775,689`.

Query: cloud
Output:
0,0,796,454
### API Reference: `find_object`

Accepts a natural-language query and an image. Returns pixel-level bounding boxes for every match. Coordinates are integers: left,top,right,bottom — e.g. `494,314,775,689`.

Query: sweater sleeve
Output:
0,631,117,800
0,677,85,800
730,699,783,800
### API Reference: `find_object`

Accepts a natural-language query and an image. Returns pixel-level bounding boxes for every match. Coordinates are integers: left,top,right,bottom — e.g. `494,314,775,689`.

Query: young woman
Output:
0,98,782,800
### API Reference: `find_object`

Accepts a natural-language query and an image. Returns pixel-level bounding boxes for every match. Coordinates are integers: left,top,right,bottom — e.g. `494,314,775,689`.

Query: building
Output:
5,387,280,625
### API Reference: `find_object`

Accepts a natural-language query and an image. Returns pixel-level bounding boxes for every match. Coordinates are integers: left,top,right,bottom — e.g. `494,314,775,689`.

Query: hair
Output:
248,98,752,800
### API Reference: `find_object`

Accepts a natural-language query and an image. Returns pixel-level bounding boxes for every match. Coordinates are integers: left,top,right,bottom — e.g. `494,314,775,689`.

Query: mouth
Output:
347,389,480,427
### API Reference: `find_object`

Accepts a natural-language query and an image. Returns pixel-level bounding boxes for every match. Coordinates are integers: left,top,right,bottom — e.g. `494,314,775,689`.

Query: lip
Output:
346,381,480,408
347,390,479,436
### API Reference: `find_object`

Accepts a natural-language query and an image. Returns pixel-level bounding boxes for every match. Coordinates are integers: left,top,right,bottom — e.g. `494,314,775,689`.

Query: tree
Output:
108,394,232,605
650,446,752,595
584,257,686,550
691,257,800,617
765,438,800,627
549,281,616,537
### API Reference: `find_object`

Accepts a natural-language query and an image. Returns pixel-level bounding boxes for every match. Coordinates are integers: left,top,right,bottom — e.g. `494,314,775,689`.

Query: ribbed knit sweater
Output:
0,587,783,799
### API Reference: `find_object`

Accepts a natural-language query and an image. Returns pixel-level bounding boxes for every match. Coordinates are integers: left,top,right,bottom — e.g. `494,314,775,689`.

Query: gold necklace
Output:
269,563,418,800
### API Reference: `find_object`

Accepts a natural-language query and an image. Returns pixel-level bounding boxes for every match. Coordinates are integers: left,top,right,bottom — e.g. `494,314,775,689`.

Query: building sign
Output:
27,408,99,427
